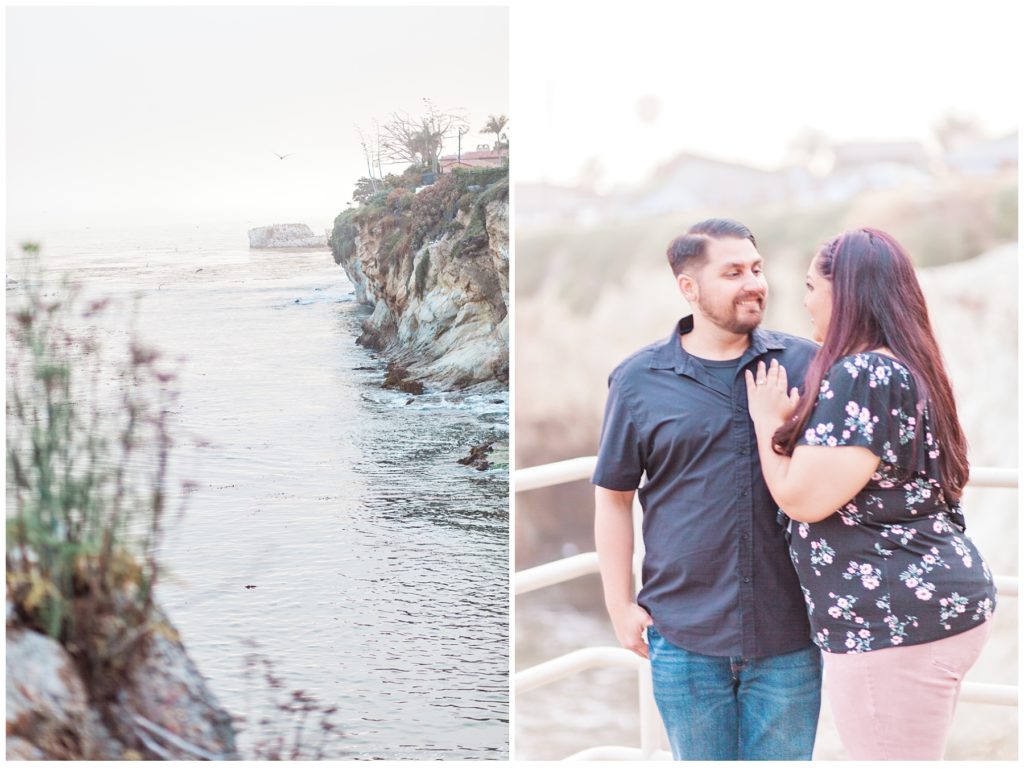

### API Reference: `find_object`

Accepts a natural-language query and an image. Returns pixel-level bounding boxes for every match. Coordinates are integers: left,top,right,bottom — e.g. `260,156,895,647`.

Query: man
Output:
592,218,821,760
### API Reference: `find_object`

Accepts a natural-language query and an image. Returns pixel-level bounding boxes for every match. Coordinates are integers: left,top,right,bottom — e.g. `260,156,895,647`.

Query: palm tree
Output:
480,114,509,151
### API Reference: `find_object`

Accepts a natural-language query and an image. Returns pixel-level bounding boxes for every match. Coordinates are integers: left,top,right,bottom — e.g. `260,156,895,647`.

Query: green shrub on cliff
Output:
453,173,510,260
331,166,509,271
329,209,360,264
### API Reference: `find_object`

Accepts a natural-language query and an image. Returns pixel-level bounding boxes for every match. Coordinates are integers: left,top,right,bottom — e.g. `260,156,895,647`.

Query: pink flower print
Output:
828,606,842,618
915,587,933,601
845,638,856,649
891,636,903,645
973,599,994,621
858,629,870,638
933,518,952,534
813,628,831,648
905,577,919,588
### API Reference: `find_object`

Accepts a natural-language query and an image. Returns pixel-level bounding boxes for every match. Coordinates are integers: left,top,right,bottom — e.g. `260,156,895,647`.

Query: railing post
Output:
633,489,664,758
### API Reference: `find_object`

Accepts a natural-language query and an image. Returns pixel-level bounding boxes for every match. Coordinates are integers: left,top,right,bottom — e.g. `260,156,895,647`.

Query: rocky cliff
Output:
6,603,236,761
331,168,509,391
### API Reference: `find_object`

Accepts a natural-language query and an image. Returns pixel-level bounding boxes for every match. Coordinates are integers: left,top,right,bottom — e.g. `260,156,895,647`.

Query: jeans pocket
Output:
928,622,991,676
646,625,660,649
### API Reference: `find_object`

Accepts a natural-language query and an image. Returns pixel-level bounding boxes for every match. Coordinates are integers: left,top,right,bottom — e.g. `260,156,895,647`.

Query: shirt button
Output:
743,577,751,584
739,447,749,455
741,488,748,496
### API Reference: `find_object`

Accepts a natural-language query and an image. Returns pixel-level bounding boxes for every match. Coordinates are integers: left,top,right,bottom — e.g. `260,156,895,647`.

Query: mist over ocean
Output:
6,223,509,759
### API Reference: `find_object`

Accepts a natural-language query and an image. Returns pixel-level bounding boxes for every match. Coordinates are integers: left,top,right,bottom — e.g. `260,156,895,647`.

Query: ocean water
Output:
5,223,509,760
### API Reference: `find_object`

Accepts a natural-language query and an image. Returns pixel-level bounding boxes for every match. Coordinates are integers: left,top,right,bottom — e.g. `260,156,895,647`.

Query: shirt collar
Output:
650,315,787,374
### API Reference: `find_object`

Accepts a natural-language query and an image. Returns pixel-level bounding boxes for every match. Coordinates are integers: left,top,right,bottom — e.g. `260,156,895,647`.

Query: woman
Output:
745,227,997,760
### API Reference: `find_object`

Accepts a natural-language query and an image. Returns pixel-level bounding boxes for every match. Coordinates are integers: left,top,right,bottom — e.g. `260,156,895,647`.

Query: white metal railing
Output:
515,457,1018,760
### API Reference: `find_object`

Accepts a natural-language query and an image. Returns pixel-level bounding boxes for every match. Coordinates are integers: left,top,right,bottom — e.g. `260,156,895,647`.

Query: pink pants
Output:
822,620,992,760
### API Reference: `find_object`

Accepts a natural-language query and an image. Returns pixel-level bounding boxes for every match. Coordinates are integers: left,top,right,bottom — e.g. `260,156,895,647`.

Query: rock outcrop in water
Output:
249,224,328,249
330,167,509,391
6,603,237,761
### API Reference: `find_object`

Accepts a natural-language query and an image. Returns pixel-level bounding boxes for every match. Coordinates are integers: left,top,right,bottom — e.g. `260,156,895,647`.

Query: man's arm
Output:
595,485,653,659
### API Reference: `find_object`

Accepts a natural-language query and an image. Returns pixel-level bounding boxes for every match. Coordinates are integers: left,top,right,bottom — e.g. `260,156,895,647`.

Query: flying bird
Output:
273,151,293,160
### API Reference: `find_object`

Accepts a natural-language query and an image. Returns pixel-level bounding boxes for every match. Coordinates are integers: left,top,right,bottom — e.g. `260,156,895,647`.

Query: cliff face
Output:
332,170,509,391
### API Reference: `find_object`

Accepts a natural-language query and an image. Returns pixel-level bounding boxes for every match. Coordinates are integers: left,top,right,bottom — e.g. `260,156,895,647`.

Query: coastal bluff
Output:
330,168,509,391
248,224,328,249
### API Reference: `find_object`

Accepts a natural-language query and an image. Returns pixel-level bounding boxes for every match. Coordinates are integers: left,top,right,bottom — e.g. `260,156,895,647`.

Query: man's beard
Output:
695,289,765,334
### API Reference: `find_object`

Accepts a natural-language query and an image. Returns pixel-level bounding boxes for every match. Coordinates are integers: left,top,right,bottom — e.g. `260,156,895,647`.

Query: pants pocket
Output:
927,622,990,675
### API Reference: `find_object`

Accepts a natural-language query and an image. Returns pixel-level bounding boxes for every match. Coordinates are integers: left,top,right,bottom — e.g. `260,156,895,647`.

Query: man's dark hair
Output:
666,218,757,275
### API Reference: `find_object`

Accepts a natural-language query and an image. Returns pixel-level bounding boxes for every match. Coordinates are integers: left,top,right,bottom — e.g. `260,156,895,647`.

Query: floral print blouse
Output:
784,352,997,654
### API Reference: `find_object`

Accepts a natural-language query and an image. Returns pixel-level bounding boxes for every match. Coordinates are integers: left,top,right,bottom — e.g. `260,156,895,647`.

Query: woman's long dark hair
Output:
772,228,969,500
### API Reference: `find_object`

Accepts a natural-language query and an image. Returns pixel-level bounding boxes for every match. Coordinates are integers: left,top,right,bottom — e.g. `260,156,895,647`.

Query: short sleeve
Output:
591,374,645,491
796,354,910,461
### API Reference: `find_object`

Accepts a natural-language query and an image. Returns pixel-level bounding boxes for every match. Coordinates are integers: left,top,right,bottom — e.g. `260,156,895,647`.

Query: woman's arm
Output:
745,359,879,523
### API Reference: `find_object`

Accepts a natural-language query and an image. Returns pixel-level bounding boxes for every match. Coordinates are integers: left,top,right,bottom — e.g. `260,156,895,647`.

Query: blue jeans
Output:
648,626,822,760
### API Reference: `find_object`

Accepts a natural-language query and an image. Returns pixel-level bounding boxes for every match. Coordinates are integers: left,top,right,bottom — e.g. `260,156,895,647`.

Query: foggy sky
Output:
514,0,1019,189
6,6,509,231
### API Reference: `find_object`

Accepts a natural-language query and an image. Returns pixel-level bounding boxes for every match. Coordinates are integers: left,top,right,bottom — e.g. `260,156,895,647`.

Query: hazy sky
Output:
514,0,1020,189
7,6,509,231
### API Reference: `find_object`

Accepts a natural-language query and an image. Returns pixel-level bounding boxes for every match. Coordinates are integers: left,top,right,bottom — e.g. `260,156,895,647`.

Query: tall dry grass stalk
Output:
6,243,190,695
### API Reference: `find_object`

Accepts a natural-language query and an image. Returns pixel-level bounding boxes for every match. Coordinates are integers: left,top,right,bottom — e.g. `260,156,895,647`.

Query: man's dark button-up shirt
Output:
592,316,818,658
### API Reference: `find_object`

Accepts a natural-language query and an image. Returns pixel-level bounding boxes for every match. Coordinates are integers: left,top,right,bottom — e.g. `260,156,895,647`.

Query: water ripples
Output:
12,225,508,759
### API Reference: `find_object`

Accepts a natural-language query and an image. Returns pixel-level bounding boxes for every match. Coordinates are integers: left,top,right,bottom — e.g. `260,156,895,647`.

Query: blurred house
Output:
818,140,934,199
944,132,1018,175
518,131,1015,230
439,144,509,173
627,153,812,216
516,183,607,230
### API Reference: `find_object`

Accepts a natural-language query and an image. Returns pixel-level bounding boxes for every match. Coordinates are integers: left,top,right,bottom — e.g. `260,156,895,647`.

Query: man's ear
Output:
677,272,698,302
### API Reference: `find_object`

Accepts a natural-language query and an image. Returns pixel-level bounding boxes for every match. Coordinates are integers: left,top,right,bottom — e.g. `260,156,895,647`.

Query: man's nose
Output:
741,272,764,292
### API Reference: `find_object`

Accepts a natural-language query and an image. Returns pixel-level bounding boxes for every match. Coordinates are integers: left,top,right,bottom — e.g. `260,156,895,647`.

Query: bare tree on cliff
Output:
355,125,380,194
481,114,509,151
379,99,468,175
